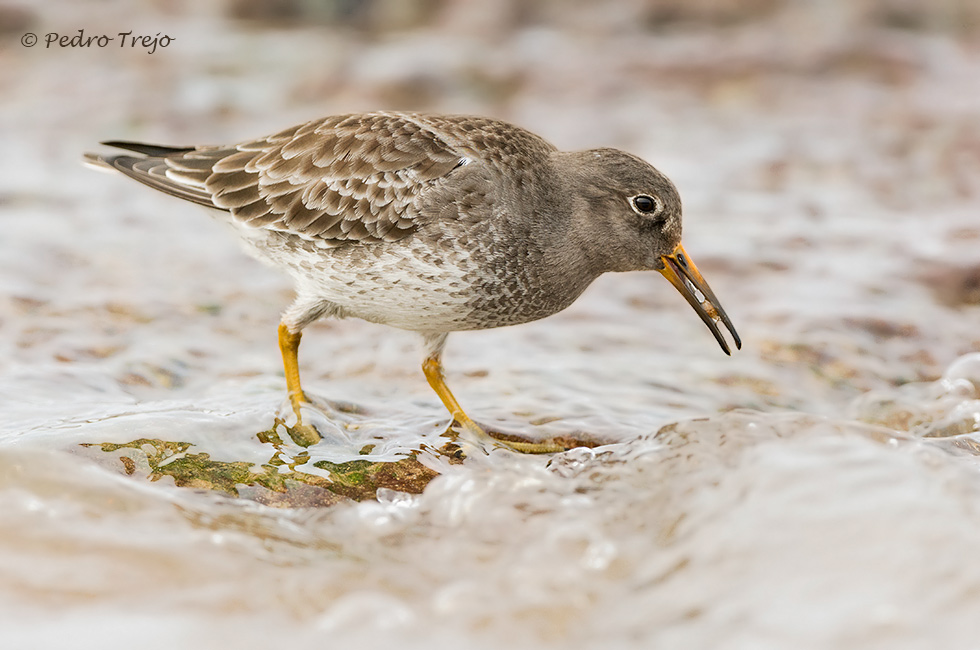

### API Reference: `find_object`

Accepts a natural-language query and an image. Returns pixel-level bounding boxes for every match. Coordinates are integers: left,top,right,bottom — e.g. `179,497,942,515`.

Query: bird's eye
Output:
631,194,661,215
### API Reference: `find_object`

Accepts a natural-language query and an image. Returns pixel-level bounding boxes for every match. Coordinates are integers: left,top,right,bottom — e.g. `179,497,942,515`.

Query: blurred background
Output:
2,1,980,648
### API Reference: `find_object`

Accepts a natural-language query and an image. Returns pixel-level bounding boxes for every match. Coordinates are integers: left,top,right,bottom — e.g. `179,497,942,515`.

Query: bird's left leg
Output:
278,322,307,420
274,299,335,447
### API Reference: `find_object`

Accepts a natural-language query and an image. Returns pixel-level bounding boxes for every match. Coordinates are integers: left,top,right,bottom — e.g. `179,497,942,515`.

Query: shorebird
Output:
86,112,740,452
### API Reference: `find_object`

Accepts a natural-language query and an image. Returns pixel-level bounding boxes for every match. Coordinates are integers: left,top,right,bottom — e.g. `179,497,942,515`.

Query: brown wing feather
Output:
91,112,557,246
216,113,465,244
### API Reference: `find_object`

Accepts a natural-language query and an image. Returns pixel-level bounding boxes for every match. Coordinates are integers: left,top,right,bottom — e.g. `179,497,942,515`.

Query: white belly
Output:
234,222,482,332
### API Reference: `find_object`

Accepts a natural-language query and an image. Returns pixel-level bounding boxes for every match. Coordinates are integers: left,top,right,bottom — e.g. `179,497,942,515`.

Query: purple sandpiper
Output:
86,112,740,452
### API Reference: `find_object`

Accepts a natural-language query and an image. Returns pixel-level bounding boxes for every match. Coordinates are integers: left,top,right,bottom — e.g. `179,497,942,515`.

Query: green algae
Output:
82,436,440,507
78,416,603,507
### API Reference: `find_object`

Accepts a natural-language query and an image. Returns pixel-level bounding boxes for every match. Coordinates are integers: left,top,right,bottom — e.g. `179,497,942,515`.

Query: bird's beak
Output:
658,243,741,355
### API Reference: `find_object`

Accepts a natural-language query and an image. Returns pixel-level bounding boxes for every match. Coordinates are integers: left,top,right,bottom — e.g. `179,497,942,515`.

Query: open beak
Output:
659,243,741,355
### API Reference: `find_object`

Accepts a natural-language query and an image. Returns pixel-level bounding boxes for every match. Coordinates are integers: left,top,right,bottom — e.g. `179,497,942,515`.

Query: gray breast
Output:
414,163,599,330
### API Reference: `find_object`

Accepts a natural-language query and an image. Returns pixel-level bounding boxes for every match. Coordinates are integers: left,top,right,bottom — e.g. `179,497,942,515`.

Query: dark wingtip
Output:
99,140,195,157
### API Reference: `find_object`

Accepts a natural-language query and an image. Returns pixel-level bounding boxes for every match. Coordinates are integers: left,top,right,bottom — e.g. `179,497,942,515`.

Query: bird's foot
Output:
283,420,322,448
259,414,322,448
271,393,362,448
440,418,605,457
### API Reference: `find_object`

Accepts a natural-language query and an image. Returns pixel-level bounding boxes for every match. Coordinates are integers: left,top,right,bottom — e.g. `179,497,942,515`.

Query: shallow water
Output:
3,1,980,648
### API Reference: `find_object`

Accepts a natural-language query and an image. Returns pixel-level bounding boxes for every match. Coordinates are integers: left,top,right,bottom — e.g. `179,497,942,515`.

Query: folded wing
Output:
88,112,474,246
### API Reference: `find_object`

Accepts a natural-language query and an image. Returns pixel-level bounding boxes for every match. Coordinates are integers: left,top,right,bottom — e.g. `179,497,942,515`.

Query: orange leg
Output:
275,322,322,447
421,344,588,455
422,352,482,434
278,322,307,420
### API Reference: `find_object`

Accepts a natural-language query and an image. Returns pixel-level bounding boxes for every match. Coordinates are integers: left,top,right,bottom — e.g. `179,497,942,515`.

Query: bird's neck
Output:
525,158,607,295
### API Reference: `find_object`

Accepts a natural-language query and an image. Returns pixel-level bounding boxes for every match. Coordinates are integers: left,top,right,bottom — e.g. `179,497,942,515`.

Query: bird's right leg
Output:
420,333,482,433
420,333,577,455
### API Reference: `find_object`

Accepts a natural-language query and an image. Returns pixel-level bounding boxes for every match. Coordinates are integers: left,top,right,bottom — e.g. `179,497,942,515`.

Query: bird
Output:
85,111,740,453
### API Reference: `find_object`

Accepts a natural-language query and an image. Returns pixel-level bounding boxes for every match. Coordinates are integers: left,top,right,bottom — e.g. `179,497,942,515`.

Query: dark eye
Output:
631,194,660,215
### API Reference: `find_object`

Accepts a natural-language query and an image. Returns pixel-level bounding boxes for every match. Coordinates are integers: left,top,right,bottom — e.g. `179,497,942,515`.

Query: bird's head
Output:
561,148,741,355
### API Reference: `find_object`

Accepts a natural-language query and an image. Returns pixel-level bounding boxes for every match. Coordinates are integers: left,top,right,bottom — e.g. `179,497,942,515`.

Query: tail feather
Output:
82,142,220,209
82,151,115,173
